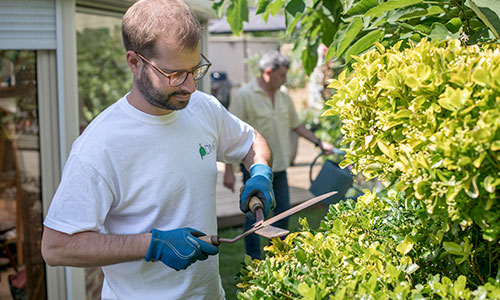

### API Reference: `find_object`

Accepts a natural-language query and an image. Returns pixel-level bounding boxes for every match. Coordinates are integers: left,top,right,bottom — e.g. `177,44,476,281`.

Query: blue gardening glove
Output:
240,164,276,218
145,228,219,271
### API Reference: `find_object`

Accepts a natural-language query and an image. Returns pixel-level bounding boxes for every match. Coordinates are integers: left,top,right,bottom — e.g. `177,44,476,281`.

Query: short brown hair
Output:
122,0,201,57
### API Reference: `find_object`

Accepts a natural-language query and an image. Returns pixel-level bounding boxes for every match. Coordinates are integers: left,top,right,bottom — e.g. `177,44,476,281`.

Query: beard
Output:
136,68,191,111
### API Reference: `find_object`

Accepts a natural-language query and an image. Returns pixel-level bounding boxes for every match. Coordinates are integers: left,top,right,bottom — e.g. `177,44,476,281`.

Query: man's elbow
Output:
41,240,59,266
41,228,67,266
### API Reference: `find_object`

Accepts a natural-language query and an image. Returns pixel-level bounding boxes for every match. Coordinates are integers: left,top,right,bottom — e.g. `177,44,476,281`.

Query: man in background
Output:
224,51,334,259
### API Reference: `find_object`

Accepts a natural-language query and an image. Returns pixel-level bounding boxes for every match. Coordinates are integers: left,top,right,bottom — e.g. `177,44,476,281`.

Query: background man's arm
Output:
293,124,334,154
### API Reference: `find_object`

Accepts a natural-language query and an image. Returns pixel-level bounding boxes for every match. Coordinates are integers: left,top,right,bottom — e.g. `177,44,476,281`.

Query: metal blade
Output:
254,225,289,239
216,191,338,245
261,191,337,228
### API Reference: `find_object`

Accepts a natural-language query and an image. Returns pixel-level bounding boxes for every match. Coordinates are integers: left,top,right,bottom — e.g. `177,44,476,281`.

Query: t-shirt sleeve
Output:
44,154,115,235
287,93,302,129
215,97,255,164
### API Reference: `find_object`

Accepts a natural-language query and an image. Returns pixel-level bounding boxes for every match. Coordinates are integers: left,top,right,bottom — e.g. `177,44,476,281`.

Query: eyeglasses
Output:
135,52,212,87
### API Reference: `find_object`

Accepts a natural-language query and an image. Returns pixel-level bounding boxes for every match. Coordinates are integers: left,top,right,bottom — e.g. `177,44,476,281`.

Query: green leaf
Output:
244,254,253,265
446,17,463,33
396,236,415,255
365,0,424,17
429,23,460,40
415,180,431,200
465,173,480,198
268,0,286,15
377,140,397,160
484,176,500,193
285,0,305,17
398,6,445,21
438,86,469,111
472,67,489,86
212,0,225,18
226,0,249,36
344,29,384,63
415,24,431,34
298,283,316,300
406,263,420,275
256,0,272,14
454,276,467,296
394,109,412,119
345,0,379,16
321,13,338,46
336,17,364,57
443,241,464,256
466,0,500,39
302,42,319,74
491,140,500,151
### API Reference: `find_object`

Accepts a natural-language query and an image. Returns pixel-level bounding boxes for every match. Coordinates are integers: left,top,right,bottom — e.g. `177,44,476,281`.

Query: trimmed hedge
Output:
326,39,500,243
237,191,500,299
236,40,500,299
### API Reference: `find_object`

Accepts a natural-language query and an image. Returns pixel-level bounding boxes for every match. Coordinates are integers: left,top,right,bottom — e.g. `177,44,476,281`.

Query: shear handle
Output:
198,197,264,246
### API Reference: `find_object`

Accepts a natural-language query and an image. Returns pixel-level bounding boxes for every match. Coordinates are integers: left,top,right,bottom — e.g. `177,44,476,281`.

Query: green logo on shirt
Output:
199,141,216,160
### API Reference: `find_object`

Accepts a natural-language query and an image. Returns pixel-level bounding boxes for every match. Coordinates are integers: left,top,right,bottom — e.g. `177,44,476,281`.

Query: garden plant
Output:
213,0,500,299
235,38,500,300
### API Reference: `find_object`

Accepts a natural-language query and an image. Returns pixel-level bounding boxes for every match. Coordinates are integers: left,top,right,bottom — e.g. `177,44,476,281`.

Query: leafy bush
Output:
237,191,500,299
236,39,500,299
326,39,500,243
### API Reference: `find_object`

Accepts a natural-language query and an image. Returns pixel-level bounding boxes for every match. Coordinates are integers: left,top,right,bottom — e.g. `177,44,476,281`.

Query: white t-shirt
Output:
44,91,255,300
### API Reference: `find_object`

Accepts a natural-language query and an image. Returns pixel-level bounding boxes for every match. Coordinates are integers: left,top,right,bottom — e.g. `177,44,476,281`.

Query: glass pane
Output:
76,12,132,130
0,50,46,299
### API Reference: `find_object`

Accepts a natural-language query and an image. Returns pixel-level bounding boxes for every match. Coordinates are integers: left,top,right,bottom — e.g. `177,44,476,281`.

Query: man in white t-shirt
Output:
40,1,275,299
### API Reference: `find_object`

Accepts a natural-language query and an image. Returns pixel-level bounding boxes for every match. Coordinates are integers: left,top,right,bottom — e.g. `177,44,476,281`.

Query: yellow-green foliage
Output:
236,191,500,299
325,39,500,242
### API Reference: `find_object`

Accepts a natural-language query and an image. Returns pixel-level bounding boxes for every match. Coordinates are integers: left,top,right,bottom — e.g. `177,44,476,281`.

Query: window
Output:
76,11,132,129
0,50,46,299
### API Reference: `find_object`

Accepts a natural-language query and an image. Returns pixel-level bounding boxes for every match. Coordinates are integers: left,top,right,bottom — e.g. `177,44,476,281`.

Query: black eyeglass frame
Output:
135,52,212,87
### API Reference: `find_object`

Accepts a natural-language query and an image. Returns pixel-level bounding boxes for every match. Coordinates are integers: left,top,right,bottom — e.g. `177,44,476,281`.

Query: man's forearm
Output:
293,124,320,144
241,130,272,171
42,226,151,267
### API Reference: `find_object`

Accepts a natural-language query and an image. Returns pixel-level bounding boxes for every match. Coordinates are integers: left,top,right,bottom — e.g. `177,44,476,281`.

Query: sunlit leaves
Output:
216,0,497,75
236,189,500,299
325,39,500,242
396,235,415,255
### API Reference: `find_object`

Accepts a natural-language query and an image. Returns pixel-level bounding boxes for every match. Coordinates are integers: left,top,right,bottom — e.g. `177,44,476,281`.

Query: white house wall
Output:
208,36,280,103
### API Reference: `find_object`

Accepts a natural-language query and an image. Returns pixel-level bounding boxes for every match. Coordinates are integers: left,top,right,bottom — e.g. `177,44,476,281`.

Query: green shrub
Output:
236,39,500,299
325,38,500,287
326,39,500,241
236,191,500,299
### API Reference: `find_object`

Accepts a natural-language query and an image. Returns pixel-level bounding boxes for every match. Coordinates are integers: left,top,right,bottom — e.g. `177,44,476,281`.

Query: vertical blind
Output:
0,0,56,50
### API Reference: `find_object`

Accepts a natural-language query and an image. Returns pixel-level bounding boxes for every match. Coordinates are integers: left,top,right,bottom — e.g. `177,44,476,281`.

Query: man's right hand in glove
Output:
240,164,276,218
145,228,219,271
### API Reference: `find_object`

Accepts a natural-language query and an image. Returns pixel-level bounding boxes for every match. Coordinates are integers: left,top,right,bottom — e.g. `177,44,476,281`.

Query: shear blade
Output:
255,226,289,239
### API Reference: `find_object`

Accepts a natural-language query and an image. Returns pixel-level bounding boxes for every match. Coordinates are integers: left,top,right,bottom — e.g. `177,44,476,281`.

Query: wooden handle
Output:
198,235,220,246
249,196,263,213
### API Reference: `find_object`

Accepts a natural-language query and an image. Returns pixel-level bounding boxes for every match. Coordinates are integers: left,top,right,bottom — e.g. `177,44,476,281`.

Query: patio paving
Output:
215,136,323,228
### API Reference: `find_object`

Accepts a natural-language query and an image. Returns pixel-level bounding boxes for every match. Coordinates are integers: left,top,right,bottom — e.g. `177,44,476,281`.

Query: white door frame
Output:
42,0,83,299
